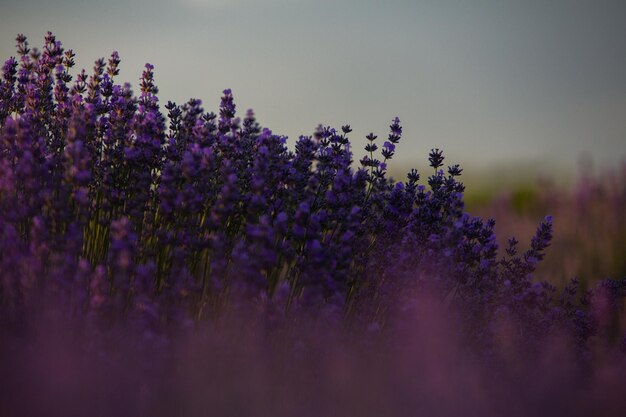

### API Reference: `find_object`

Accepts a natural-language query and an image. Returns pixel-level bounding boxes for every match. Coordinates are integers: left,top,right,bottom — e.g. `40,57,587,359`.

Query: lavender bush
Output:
1,33,625,417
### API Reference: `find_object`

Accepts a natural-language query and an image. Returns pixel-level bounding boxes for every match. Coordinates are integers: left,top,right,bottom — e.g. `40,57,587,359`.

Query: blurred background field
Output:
462,161,626,290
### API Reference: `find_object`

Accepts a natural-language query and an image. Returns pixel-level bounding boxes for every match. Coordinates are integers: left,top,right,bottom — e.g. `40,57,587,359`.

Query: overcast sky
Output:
1,0,625,175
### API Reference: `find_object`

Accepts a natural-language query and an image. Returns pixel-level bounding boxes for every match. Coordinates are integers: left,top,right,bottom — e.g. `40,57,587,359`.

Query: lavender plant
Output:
1,33,625,377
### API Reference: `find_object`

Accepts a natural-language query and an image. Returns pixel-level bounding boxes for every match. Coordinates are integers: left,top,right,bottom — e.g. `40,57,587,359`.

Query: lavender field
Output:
0,33,625,417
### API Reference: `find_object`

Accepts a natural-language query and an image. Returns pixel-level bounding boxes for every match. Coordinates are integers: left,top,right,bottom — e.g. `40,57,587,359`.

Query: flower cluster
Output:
0,33,624,361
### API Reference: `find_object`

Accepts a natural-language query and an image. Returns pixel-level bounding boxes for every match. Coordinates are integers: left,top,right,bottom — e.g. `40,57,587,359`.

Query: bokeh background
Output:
2,0,625,286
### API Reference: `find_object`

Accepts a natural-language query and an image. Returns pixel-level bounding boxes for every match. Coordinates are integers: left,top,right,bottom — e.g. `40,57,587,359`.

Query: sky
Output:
1,0,625,176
